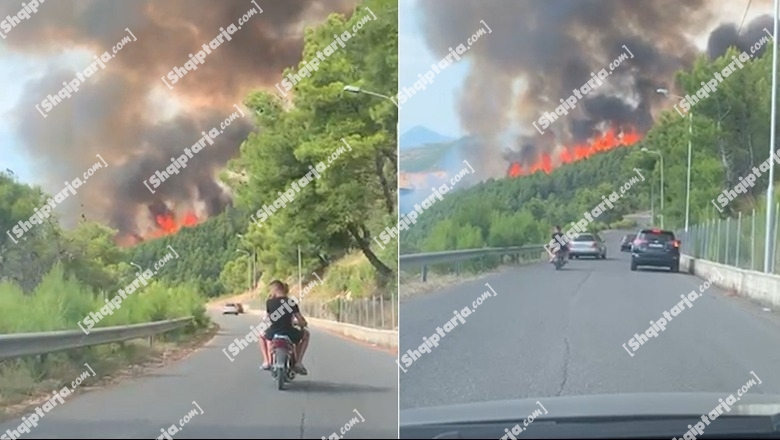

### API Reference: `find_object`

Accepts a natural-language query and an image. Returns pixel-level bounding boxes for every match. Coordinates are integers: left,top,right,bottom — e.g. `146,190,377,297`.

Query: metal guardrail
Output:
400,245,546,282
0,317,193,361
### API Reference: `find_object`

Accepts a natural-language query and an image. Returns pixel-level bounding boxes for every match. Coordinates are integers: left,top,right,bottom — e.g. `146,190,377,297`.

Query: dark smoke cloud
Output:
708,14,774,58
417,0,773,177
3,0,355,235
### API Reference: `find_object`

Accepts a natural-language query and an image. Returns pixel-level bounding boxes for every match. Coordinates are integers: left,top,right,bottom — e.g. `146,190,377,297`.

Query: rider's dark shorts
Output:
265,327,305,345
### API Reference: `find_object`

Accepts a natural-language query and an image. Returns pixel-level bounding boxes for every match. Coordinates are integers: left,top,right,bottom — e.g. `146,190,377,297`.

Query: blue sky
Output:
398,0,467,139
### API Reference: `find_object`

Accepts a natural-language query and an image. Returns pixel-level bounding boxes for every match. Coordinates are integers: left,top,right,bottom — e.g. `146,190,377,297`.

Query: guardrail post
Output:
35,354,47,376
736,212,742,268
391,292,396,330
149,335,155,349
455,261,460,276
380,296,385,329
752,208,756,271
421,265,428,283
716,218,722,263
725,217,730,266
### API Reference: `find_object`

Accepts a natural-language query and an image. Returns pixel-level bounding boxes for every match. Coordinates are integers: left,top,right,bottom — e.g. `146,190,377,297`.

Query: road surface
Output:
1,313,397,439
399,230,780,410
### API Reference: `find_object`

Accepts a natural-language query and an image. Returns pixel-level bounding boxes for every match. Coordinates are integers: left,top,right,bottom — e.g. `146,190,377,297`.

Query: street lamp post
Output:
764,0,779,273
650,177,655,226
236,249,251,292
642,148,664,228
343,85,399,134
657,88,692,231
298,246,302,302
343,85,394,102
237,234,256,289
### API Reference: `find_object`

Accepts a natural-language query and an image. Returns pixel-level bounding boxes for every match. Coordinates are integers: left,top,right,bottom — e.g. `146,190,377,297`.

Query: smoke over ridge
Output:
417,0,774,178
3,0,355,237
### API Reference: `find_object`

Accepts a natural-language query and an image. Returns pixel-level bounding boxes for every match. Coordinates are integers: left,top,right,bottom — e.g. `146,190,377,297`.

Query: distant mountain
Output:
401,136,475,173
399,126,454,150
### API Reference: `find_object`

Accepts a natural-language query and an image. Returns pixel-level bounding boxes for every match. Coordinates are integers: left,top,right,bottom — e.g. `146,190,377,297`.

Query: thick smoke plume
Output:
3,0,355,236
417,0,773,178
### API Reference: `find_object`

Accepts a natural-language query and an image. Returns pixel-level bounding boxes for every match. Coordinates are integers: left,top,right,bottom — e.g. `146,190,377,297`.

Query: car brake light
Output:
634,238,647,245
651,229,661,233
672,240,680,248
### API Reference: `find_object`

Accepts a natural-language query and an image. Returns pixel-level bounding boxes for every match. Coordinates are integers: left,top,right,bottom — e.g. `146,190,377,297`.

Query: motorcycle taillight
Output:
271,339,290,349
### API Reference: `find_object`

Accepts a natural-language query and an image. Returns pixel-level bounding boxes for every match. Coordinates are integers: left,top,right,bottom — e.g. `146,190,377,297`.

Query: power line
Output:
737,0,754,37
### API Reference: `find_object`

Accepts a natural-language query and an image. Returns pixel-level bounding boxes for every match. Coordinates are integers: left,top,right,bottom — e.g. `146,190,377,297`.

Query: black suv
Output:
630,229,680,272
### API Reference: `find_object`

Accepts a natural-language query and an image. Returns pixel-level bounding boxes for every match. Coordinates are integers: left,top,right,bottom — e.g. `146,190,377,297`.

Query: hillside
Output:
400,126,454,150
401,44,780,258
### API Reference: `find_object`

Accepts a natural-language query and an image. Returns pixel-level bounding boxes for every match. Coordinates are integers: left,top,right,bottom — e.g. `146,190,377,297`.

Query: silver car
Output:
569,232,607,259
222,303,240,315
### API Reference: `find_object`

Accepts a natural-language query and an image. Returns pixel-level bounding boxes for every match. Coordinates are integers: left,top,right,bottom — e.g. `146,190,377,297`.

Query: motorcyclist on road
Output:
550,225,568,262
259,280,310,375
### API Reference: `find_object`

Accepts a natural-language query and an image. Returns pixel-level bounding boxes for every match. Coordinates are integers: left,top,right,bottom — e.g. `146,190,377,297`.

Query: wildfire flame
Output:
149,211,200,238
507,127,642,178
116,210,201,247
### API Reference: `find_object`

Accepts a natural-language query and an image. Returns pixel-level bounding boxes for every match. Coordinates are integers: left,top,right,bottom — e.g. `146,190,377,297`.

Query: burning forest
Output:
506,126,643,177
2,0,356,245
416,0,774,181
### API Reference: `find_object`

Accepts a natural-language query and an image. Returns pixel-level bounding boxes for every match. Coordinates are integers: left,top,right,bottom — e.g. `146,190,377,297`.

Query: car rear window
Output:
574,234,594,242
639,230,675,242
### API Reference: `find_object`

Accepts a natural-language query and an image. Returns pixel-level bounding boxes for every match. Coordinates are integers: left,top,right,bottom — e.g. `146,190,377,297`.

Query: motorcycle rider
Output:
550,225,569,262
259,280,310,375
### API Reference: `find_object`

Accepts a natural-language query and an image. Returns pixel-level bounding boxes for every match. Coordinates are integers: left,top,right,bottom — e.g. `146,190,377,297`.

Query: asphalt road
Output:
1,313,398,439
399,230,780,411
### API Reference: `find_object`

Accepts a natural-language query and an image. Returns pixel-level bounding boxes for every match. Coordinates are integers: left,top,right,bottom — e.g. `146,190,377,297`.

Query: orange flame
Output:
507,127,642,178
150,211,200,237
116,210,201,247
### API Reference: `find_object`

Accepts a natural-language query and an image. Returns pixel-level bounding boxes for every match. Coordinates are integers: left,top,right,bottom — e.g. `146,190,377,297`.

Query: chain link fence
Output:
246,295,397,330
298,295,397,331
679,203,780,273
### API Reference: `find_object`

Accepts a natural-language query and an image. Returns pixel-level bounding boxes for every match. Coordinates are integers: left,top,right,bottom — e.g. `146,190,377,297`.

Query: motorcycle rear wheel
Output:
274,350,288,390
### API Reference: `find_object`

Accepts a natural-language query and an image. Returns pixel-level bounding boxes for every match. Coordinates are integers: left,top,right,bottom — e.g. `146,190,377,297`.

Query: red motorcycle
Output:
270,331,300,390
